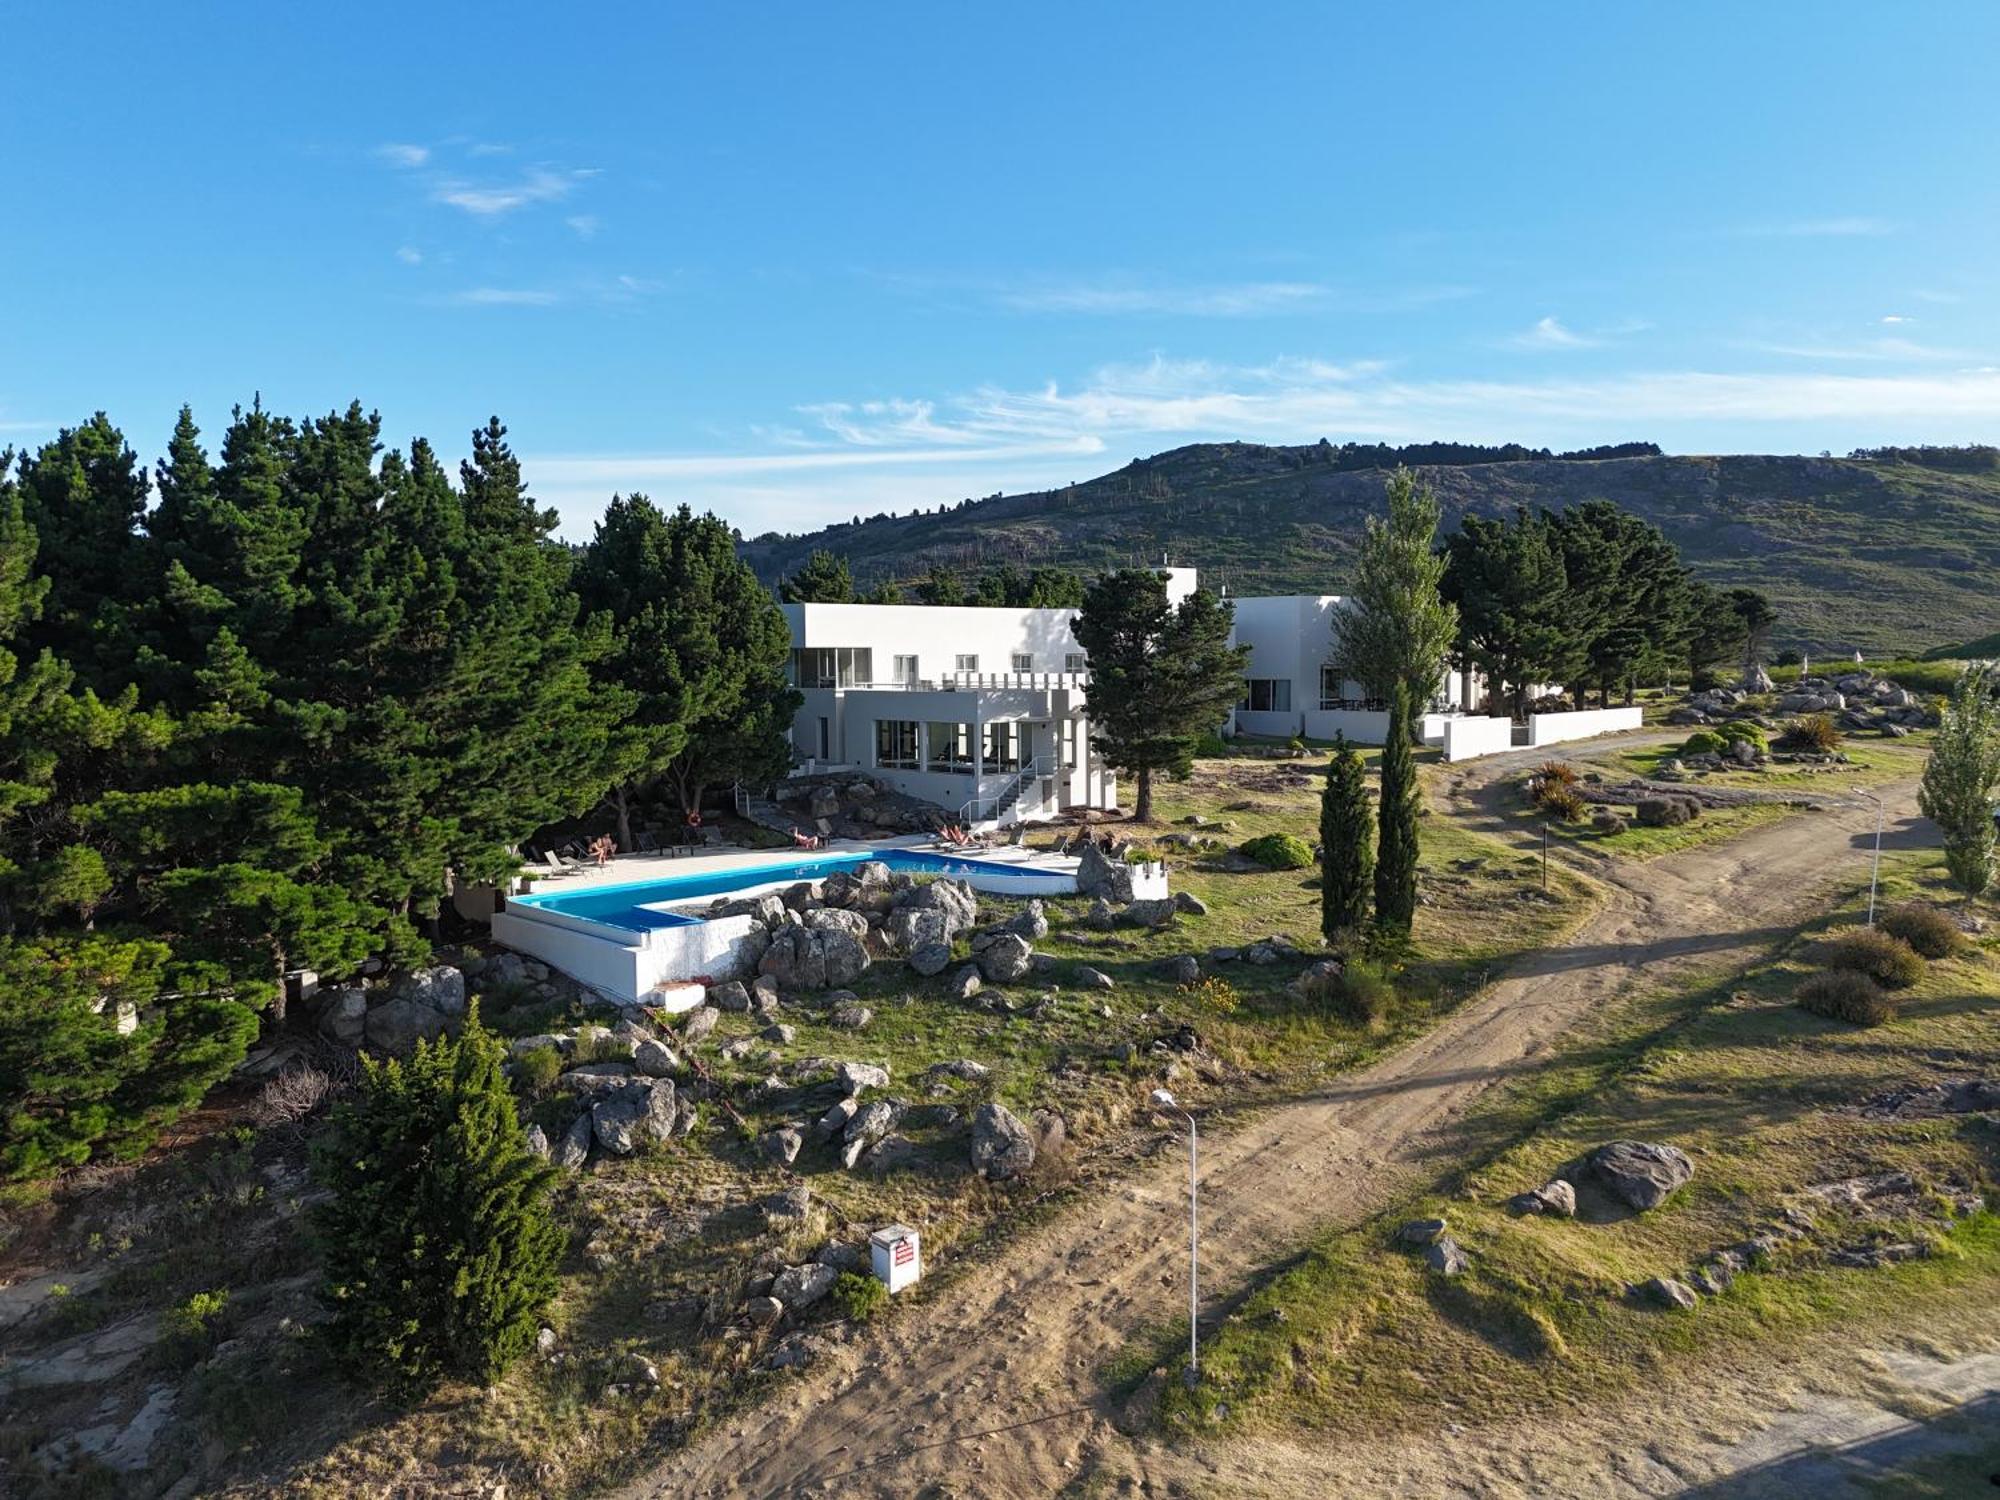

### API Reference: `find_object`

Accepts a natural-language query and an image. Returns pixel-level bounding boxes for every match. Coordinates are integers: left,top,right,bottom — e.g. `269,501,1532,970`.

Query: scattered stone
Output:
631,1038,680,1078
316,986,368,1047
761,1184,814,1228
908,941,952,977
1590,1140,1695,1211
1158,954,1201,985
924,1058,991,1089
591,1078,678,1155
835,1060,891,1095
1640,1276,1698,1310
1242,942,1281,966
680,1006,721,1043
840,1100,902,1169
751,975,783,1014
761,1127,803,1166
1512,1180,1577,1217
1074,966,1115,991
562,1061,637,1093
391,964,467,1017
537,1326,558,1357
980,933,1035,983
363,996,447,1055
554,1113,593,1170
1397,1218,1449,1247
1172,891,1209,917
524,1124,551,1160
761,1022,797,1045
829,1001,874,1031
772,1261,839,1311
767,1333,824,1370
707,980,751,1012
970,1101,1036,1181
746,1295,784,1328
1425,1236,1470,1276
946,965,984,1002
1007,900,1051,942
812,1096,859,1145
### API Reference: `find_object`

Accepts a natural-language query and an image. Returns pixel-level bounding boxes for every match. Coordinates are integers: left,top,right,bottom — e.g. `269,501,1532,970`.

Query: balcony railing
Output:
798,670,1090,693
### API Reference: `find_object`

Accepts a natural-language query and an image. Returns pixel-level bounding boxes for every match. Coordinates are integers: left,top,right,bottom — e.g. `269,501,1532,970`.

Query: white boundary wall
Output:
1528,706,1644,747
490,909,766,1006
1442,715,1517,761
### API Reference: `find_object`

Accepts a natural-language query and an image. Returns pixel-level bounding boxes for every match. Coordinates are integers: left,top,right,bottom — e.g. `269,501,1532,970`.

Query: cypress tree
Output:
1319,734,1374,940
1374,685,1420,935
312,1009,562,1399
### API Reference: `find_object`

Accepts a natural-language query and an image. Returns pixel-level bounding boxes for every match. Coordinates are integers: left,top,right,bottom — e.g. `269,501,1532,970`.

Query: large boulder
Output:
807,785,841,821
1120,898,1178,929
760,927,829,991
886,906,951,956
773,1261,839,1311
632,1038,681,1078
592,1078,679,1155
835,1060,891,1095
553,1112,593,1170
979,933,1034,984
1590,1140,1694,1211
316,986,368,1047
908,941,952,977
363,996,446,1056
392,965,467,1018
1007,900,1050,942
803,907,870,942
1074,841,1136,903
820,930,871,987
840,1099,902,1168
970,1101,1036,1181
893,878,979,944
707,980,752,1012
1636,797,1697,829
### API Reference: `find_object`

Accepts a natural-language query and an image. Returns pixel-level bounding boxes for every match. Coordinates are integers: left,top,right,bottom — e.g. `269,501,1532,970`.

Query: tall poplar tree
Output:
1319,734,1374,939
1329,468,1457,731
1373,685,1420,935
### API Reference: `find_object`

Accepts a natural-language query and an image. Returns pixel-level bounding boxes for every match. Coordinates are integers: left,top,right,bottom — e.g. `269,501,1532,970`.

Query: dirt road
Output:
621,746,1922,1500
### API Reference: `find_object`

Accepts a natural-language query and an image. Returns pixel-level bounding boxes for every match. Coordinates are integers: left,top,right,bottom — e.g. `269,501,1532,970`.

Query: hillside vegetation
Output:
740,445,2000,657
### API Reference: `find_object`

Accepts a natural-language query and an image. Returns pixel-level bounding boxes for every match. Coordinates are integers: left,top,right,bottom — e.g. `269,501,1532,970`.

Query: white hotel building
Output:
781,568,1629,824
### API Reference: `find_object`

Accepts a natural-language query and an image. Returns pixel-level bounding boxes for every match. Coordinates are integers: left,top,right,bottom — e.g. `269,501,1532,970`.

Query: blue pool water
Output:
509,848,1033,935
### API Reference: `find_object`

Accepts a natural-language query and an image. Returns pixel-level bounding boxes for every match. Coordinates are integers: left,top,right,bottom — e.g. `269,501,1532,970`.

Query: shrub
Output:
1286,735,1308,757
831,1270,889,1322
1534,760,1579,788
161,1287,232,1366
1537,784,1589,822
1326,958,1395,1026
1180,974,1239,1013
570,1025,629,1065
1636,796,1697,828
1878,904,1965,960
250,1063,337,1128
1194,730,1229,757
1822,927,1926,988
1591,809,1628,835
513,1044,564,1096
1780,714,1843,753
312,1008,563,1399
1681,729,1727,757
1795,969,1893,1025
1717,719,1769,753
1240,832,1314,871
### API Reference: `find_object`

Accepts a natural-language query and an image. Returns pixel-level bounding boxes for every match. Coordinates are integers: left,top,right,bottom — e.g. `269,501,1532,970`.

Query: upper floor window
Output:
1011,652,1034,672
1239,678,1292,713
1064,652,1087,673
893,654,919,685
792,647,874,689
955,654,979,674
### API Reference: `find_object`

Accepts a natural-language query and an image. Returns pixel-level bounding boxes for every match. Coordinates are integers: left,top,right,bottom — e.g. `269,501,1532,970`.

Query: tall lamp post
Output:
1854,789,1884,926
1151,1088,1199,1383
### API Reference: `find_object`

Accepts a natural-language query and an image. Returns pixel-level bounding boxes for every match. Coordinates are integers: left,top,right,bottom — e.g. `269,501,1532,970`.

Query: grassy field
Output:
1155,839,2000,1443
0,754,1599,1500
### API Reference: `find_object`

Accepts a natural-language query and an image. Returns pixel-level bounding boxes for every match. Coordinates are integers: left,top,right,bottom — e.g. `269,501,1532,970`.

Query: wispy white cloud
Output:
1738,334,1978,362
1880,314,1912,324
450,287,562,306
433,167,584,216
566,214,601,239
395,245,423,266
1509,315,1596,350
375,142,430,168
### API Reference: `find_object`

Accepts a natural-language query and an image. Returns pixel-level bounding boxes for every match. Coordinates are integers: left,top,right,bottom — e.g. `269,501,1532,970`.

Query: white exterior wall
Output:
488,909,768,1005
1442,715,1517,761
784,601,1090,684
1528,706,1645,747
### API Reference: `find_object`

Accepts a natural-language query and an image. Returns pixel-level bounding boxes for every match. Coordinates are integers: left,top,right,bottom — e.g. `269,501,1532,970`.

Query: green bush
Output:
1194,730,1229,757
1822,927,1925,989
161,1287,232,1364
1240,832,1314,870
1591,809,1628,835
513,1044,563,1096
1300,958,1394,1026
1878,904,1965,960
831,1270,889,1322
1795,969,1892,1025
1537,783,1589,822
1717,719,1769,752
312,1009,563,1400
1681,729,1727,757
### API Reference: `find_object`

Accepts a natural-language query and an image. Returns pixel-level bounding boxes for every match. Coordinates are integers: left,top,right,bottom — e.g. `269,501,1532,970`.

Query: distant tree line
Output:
1295,438,1661,473
0,403,794,1179
1848,444,2000,473
778,551,1086,609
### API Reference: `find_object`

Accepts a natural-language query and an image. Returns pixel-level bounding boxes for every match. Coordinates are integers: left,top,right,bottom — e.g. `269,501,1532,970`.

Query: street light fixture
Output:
1151,1087,1199,1383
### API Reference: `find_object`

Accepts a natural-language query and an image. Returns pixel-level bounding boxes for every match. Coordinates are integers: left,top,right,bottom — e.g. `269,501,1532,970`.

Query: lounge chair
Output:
533,849,582,877
635,830,659,854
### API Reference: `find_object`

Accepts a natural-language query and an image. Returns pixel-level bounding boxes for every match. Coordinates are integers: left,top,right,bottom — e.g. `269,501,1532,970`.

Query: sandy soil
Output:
617,742,1945,1500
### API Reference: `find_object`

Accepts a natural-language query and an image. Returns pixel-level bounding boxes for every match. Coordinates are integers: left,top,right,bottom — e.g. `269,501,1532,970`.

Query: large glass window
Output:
791,647,874,688
1319,663,1344,710
874,719,919,769
983,720,1023,772
1060,717,1078,768
1239,678,1292,712
926,721,974,774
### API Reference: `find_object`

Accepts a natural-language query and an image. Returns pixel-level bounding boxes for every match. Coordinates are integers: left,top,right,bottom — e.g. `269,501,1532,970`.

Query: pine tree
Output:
1329,468,1458,729
778,548,855,602
1319,734,1374,940
312,1010,562,1398
1373,685,1420,935
1918,662,2000,894
1442,509,1571,717
1071,570,1249,822
916,565,966,605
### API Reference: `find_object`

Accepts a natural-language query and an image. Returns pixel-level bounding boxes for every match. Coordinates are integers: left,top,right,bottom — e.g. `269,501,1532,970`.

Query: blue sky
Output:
5,2,1999,538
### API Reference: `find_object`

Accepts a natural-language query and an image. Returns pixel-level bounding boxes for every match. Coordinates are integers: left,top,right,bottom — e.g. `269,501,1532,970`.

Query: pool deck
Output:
517,835,1082,899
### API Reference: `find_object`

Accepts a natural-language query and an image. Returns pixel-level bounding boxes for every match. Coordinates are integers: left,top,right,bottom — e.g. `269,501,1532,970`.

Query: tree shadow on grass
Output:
1676,1391,2000,1499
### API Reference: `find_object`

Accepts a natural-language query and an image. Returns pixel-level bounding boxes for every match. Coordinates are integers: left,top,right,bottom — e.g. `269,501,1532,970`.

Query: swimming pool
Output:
508,848,1063,935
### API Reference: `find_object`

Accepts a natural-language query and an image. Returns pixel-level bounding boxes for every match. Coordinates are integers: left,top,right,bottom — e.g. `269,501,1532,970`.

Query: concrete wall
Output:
1442,715,1517,761
1528,706,1645,747
490,908,766,1006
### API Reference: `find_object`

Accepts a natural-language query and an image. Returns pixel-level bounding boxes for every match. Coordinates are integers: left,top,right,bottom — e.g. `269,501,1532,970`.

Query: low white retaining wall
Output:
1528,706,1644,747
1302,708,1393,744
1129,860,1170,901
1442,715,1517,761
490,908,765,1006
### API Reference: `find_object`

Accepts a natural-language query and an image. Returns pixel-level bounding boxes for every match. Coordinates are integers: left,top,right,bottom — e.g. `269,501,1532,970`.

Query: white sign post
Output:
870,1224,922,1294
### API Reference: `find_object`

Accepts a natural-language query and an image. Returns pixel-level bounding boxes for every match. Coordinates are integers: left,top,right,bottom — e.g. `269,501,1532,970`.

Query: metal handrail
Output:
957,756,1046,826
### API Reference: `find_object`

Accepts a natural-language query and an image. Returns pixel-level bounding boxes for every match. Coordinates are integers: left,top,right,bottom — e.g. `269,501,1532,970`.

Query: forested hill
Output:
738,443,2000,656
